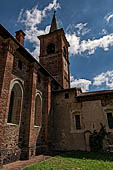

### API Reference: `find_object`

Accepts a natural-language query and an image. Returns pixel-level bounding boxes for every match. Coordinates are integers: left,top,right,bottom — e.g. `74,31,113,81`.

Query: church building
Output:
0,12,113,167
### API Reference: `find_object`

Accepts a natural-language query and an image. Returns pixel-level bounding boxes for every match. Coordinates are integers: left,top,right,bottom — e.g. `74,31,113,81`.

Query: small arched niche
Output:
7,80,23,125
34,93,42,126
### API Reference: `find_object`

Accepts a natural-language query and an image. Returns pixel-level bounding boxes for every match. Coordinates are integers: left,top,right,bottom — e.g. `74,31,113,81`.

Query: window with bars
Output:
75,115,81,129
107,112,113,129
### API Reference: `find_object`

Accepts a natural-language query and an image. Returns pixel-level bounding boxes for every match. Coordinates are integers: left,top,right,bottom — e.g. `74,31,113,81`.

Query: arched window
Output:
7,81,23,124
47,43,55,54
34,93,42,126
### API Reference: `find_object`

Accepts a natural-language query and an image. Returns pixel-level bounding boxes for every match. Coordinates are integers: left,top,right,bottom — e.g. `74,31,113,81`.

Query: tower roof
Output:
49,11,59,33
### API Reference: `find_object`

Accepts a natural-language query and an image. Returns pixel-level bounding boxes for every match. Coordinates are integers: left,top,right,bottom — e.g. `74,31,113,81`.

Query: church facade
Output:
0,13,113,167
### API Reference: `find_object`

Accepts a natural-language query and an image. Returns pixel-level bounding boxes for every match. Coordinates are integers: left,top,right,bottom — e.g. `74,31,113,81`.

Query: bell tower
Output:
38,11,70,89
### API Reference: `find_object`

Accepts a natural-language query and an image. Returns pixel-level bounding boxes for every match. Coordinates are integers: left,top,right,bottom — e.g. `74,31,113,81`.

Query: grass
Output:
24,151,113,170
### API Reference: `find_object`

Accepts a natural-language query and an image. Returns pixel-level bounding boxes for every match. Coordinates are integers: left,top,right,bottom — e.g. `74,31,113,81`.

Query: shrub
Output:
89,124,107,152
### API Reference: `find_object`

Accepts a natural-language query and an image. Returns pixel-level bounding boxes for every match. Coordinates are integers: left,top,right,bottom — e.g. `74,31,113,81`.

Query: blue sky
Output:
1,0,113,92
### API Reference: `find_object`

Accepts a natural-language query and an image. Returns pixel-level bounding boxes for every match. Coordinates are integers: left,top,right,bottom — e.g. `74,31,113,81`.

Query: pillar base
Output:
0,147,21,165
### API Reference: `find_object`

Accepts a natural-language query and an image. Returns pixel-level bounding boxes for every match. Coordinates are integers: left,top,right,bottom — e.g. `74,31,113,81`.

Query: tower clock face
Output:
47,43,55,54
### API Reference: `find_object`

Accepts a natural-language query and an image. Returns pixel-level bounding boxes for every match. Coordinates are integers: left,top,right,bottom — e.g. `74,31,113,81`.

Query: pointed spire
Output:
49,11,59,33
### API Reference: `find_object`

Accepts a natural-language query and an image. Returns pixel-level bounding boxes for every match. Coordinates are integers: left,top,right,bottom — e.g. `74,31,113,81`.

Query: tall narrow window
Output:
8,90,15,123
34,94,42,126
75,115,81,129
63,47,66,57
107,112,113,129
18,60,22,70
7,81,23,124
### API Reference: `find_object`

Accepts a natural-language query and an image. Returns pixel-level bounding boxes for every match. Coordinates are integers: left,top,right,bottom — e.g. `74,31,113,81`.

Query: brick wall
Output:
0,28,61,167
39,29,70,89
0,39,17,166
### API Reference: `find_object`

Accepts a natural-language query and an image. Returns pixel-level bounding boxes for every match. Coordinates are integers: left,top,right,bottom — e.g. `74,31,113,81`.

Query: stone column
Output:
21,63,37,159
43,77,51,150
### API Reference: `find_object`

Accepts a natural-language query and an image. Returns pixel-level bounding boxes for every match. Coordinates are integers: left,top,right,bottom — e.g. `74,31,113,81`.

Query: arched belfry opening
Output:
47,43,55,54
8,80,23,124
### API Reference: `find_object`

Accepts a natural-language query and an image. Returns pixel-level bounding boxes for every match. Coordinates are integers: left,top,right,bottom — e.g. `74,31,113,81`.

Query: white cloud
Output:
105,13,113,23
18,4,113,59
75,23,87,32
71,71,113,92
66,32,113,56
42,0,60,16
80,33,113,53
18,0,60,60
70,76,91,92
66,33,80,55
75,23,91,36
66,23,91,37
101,28,107,35
17,9,24,23
81,28,91,36
93,70,113,89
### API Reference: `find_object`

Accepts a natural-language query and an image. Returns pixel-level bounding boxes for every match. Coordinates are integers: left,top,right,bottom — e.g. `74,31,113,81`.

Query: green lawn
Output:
24,151,113,170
